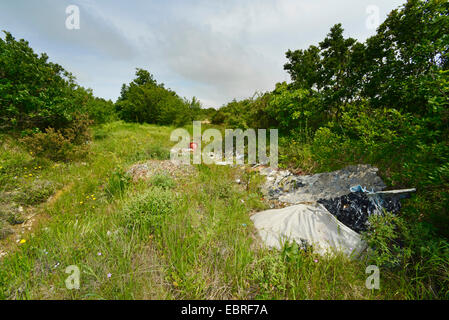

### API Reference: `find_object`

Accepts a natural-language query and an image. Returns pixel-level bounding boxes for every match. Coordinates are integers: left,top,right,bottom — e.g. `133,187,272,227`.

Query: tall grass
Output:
0,122,433,299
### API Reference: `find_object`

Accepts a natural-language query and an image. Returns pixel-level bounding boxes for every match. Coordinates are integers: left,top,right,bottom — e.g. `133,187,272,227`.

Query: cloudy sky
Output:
0,0,406,108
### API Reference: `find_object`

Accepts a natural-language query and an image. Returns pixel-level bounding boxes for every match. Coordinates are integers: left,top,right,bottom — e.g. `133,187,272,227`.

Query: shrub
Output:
362,212,412,269
20,113,92,161
123,187,176,235
14,180,56,205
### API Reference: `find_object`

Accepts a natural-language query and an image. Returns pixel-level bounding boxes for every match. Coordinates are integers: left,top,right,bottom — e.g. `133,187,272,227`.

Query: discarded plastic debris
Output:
318,192,402,234
250,203,366,257
250,164,415,256
259,164,386,204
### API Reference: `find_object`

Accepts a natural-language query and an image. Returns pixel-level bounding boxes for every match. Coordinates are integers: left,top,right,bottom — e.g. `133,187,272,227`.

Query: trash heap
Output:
250,165,415,257
259,165,386,204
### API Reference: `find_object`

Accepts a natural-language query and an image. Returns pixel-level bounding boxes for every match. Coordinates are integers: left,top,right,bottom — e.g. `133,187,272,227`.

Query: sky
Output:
0,0,407,108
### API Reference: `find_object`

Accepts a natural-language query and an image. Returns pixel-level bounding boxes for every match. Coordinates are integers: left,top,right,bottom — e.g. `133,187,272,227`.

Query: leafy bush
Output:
123,187,176,235
362,212,412,268
20,113,93,161
14,180,56,205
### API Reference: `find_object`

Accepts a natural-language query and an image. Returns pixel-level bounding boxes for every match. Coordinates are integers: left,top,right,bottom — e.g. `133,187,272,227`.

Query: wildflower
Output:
19,239,26,244
29,174,32,177
80,201,84,205
97,252,102,256
242,223,247,227
314,259,319,263
107,273,112,279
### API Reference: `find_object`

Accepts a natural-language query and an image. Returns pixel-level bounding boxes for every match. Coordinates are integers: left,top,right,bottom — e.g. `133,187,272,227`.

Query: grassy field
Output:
0,121,424,299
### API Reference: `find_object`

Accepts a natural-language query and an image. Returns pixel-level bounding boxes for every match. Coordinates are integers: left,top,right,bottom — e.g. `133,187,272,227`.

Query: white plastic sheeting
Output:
250,203,367,257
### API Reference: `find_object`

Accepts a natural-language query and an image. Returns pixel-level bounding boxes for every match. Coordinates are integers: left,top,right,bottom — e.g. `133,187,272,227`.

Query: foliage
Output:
116,68,201,126
123,187,176,235
362,213,412,268
20,113,93,161
0,31,112,132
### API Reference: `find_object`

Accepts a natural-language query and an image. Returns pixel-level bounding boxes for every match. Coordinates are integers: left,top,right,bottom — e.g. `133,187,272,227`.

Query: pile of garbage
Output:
250,165,415,257
258,165,386,203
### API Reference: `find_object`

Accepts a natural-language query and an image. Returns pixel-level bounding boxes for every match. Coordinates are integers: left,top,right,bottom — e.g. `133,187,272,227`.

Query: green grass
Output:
0,121,433,299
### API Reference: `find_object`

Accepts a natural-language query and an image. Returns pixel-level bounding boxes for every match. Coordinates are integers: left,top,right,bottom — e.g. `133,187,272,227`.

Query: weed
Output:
150,173,176,190
105,169,131,200
123,187,176,236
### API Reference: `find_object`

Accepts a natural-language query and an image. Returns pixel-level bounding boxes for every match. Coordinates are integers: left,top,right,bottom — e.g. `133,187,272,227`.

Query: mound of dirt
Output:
127,160,196,182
